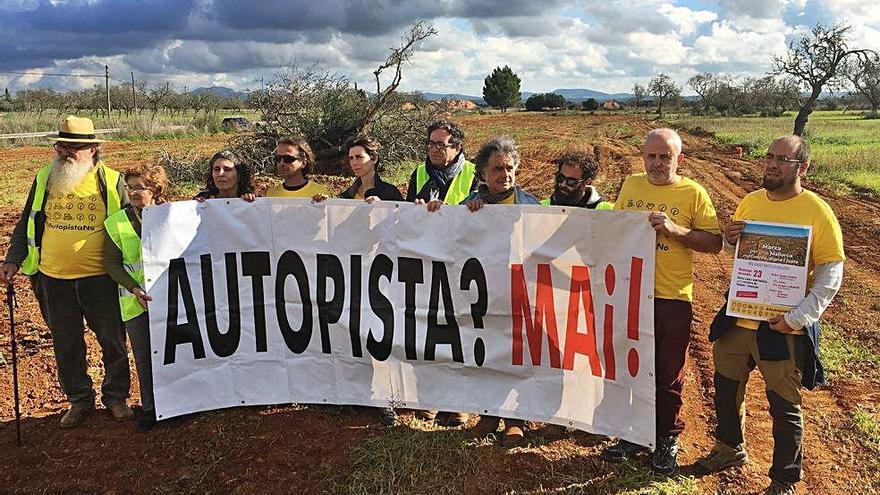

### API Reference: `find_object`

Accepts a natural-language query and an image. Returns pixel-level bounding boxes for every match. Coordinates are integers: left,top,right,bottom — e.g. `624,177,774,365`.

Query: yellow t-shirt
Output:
733,189,845,329
266,180,332,198
615,173,721,301
39,168,108,279
499,193,516,205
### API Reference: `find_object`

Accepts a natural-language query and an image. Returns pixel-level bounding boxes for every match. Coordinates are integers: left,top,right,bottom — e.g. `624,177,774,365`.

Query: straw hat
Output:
48,116,106,143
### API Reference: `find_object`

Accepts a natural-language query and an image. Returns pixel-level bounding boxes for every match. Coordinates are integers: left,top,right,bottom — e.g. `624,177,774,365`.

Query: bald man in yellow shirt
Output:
603,128,722,474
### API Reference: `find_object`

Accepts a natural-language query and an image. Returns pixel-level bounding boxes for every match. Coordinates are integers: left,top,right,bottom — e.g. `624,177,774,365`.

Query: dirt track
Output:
1,114,878,494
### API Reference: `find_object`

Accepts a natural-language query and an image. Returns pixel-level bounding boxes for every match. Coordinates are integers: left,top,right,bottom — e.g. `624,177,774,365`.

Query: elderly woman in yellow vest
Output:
103,163,168,432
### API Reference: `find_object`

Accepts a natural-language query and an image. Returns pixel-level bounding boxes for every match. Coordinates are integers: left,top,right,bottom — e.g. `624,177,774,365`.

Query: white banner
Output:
142,198,657,447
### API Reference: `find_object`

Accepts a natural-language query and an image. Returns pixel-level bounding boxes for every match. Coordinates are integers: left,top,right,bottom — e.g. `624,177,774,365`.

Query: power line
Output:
0,70,105,78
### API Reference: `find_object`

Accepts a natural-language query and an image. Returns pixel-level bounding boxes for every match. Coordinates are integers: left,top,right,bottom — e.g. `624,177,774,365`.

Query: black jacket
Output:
709,302,824,390
339,174,403,201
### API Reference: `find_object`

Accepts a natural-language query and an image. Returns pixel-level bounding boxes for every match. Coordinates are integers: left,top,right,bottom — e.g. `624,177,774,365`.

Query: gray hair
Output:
644,128,683,154
474,136,520,180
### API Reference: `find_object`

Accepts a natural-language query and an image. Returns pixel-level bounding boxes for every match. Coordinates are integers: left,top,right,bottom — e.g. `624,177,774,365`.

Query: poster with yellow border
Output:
726,221,812,321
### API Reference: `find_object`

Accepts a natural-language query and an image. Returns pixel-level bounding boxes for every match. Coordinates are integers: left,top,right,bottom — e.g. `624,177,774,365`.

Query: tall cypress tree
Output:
482,66,521,112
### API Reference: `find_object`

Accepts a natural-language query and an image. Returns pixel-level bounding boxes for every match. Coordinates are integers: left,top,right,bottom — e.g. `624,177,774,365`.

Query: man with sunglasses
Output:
266,135,331,198
541,150,613,209
602,128,722,474
696,136,843,495
405,120,479,206
1,116,133,428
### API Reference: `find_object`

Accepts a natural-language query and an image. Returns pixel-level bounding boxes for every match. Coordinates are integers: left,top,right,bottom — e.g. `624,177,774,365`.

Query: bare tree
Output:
362,21,438,133
688,73,718,114
631,83,646,109
648,73,681,117
232,22,440,175
844,53,880,116
144,82,173,120
773,22,875,135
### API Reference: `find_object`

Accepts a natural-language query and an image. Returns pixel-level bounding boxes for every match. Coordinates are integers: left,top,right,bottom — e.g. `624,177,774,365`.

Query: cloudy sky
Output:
1,0,878,96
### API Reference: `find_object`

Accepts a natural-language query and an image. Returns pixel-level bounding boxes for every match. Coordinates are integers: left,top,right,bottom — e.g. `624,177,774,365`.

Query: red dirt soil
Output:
1,115,879,494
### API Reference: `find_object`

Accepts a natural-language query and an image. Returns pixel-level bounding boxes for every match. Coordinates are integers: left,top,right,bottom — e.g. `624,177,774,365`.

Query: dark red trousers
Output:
654,298,693,438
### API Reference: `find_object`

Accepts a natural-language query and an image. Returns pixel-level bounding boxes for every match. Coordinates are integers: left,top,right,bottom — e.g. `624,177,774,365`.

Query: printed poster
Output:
726,220,812,320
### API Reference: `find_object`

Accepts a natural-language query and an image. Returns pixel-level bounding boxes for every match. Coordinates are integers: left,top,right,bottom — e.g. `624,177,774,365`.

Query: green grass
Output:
329,427,480,495
670,110,880,196
820,324,880,382
852,406,880,453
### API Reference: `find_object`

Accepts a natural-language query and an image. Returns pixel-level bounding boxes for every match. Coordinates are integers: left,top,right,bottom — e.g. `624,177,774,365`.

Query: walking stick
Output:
6,282,22,446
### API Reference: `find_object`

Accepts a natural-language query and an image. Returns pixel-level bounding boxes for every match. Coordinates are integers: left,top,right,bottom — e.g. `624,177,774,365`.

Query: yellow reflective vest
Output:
21,162,122,276
414,161,476,205
104,209,145,321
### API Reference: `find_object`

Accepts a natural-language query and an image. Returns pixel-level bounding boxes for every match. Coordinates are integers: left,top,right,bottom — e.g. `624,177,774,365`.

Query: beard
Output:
552,185,584,206
48,155,94,193
762,173,794,191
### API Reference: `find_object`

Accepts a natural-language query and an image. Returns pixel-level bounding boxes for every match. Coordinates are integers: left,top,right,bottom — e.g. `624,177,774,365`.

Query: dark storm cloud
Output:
1,0,565,73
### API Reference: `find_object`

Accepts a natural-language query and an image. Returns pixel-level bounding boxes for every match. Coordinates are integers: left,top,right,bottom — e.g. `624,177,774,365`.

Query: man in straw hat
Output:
1,116,133,428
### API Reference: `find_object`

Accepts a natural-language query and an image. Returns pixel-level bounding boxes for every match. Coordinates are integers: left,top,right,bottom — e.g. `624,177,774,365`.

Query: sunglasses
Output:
555,172,587,187
54,142,95,152
274,154,303,164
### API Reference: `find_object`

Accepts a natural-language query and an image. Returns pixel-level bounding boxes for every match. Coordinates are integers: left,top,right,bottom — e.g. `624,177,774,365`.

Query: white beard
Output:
47,156,94,193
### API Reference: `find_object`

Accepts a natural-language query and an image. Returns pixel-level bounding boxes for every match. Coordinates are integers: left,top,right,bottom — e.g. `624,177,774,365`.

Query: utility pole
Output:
104,65,111,116
131,71,137,114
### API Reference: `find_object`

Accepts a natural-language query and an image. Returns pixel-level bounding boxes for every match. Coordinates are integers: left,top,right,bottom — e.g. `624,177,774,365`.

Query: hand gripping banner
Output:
142,198,657,447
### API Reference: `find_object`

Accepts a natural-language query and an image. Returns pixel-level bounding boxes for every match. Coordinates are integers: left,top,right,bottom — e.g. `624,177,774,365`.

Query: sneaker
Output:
601,439,648,462
763,480,796,495
695,443,748,474
107,402,134,421
416,410,438,422
59,404,94,428
378,407,397,427
437,412,470,427
501,425,525,447
136,410,157,432
650,435,680,475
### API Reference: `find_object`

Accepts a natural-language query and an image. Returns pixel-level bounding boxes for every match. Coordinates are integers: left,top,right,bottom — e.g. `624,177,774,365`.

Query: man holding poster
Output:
697,136,844,495
604,128,722,474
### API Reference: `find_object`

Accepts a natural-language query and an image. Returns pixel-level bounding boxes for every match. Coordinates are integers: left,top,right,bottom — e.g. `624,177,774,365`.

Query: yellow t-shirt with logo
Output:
615,173,721,302
39,168,108,279
266,180,332,198
733,189,845,329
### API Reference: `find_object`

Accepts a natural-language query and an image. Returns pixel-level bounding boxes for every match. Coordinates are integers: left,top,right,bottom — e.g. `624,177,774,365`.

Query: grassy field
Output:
670,110,880,196
0,109,260,144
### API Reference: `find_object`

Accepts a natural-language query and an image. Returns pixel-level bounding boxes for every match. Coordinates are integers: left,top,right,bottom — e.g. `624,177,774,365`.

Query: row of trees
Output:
480,23,878,135
1,82,249,119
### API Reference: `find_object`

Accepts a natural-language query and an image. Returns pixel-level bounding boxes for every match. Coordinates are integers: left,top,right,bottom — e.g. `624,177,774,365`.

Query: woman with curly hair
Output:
195,150,256,201
103,163,169,432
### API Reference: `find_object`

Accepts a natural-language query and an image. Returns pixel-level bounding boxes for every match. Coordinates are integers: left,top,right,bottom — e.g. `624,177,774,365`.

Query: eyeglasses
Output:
274,154,303,164
125,185,151,192
763,154,803,166
54,142,95,153
427,140,456,150
555,172,587,187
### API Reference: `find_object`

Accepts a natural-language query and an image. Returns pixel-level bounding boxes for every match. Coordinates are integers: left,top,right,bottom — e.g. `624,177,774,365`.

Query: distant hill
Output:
190,86,247,99
421,92,486,105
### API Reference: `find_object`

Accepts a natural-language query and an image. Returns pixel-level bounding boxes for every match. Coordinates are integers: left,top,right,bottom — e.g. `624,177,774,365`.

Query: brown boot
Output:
540,424,568,440
502,425,525,447
437,411,470,427
60,404,94,428
468,416,500,439
107,402,135,421
416,410,439,422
